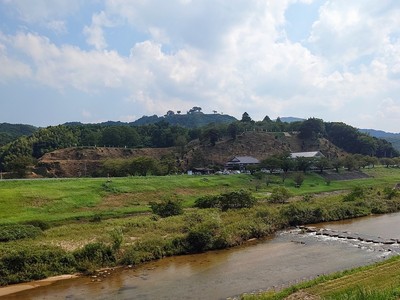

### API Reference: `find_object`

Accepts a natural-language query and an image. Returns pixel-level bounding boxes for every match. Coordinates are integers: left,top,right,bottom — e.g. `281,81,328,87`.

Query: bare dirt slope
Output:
38,147,175,177
36,132,345,177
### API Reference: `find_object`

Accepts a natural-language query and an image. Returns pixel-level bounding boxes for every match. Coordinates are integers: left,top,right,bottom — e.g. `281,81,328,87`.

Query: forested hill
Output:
1,115,399,177
0,123,38,146
360,129,400,151
132,112,237,128
65,113,237,129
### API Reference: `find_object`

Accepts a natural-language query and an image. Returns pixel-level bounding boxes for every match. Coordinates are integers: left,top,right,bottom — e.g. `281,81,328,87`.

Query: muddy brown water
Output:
2,212,400,300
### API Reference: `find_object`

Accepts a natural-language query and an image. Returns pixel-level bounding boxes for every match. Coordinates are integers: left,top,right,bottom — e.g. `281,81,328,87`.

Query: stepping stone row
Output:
299,226,400,245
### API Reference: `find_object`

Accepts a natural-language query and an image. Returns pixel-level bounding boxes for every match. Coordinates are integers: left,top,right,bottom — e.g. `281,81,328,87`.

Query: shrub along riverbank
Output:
0,168,400,286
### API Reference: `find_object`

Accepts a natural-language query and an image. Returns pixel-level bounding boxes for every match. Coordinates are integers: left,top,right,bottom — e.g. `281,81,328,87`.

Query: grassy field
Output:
0,166,400,287
1,167,399,225
242,256,400,300
0,175,251,224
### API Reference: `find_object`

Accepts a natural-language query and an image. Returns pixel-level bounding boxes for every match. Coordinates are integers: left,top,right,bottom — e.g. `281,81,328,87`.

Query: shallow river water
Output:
3,212,400,300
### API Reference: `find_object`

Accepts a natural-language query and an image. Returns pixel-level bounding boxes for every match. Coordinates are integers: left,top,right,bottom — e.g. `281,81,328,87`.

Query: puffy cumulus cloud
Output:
5,32,128,92
309,1,400,67
83,11,113,50
103,0,296,52
0,34,32,81
0,45,32,82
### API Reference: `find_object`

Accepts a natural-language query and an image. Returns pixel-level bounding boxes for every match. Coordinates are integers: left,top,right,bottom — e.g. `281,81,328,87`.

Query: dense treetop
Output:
0,114,398,175
0,123,38,147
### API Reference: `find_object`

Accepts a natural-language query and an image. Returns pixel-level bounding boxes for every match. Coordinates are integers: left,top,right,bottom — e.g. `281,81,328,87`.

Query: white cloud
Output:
0,34,32,81
309,1,400,67
379,98,400,119
83,11,115,50
5,32,128,92
1,0,400,131
0,46,31,82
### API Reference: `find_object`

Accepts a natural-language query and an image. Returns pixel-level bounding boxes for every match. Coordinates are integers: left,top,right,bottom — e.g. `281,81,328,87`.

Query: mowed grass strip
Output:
241,256,400,300
305,255,400,298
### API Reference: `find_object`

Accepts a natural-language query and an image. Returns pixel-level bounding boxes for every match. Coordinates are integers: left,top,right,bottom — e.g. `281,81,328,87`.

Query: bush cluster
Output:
0,224,42,242
73,242,116,274
0,246,76,285
269,187,292,203
343,186,365,202
194,190,256,211
150,200,183,217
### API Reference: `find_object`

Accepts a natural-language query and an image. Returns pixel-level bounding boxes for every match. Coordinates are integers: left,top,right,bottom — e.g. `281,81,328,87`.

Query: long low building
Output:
225,156,260,170
290,151,325,159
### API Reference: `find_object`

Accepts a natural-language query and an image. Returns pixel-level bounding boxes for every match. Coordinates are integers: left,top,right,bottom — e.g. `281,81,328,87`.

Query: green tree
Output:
365,156,379,168
315,157,331,173
280,154,294,177
6,155,34,177
241,112,252,122
175,135,187,158
204,128,219,146
380,157,394,168
298,118,326,140
261,156,282,173
227,123,238,140
129,157,161,176
262,115,272,123
331,158,343,173
342,155,358,171
293,172,305,188
295,157,313,173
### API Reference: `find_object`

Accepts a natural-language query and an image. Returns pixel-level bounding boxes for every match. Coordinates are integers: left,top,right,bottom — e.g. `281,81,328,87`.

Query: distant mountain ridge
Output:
360,129,400,151
66,112,237,128
360,128,400,137
0,123,38,146
278,117,305,123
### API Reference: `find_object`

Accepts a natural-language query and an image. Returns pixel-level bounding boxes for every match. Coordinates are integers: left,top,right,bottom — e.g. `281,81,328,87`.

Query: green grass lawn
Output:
1,167,399,225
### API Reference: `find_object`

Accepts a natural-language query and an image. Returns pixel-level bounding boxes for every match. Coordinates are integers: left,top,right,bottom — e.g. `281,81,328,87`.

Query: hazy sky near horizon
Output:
1,1,400,132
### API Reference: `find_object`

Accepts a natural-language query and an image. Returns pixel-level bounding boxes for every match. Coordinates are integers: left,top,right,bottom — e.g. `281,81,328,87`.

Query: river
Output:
3,212,400,300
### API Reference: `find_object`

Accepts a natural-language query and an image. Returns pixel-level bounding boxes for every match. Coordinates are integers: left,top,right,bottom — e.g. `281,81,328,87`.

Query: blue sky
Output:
1,0,400,132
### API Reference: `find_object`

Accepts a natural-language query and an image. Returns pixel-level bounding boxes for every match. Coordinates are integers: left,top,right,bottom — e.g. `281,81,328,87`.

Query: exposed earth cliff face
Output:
36,132,344,177
37,147,175,177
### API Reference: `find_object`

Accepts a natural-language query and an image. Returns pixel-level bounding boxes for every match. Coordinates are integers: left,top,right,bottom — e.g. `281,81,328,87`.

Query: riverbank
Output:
0,168,400,290
242,255,400,300
0,275,79,297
